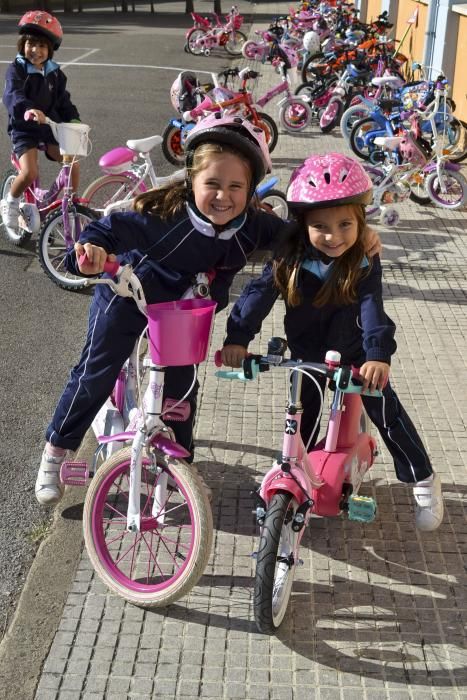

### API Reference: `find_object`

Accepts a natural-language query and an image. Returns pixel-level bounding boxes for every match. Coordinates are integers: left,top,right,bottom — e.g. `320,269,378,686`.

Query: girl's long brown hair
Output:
133,142,254,219
273,203,370,308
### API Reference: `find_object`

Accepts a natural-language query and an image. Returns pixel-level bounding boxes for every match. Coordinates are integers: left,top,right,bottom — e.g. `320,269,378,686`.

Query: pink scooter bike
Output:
216,337,381,634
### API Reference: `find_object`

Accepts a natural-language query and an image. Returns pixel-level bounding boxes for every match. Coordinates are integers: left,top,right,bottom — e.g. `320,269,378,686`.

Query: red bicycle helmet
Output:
184,113,272,192
287,152,373,209
18,10,63,50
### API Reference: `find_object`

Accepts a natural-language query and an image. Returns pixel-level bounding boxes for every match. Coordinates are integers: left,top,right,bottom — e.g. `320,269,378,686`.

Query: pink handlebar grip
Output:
214,350,223,367
78,254,120,276
24,110,35,121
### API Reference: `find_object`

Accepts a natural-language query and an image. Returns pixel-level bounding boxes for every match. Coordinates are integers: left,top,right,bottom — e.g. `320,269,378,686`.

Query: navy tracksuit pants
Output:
46,295,198,459
300,374,433,484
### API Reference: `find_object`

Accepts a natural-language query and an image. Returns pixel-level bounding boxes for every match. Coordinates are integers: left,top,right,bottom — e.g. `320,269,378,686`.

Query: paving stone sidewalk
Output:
34,3,467,698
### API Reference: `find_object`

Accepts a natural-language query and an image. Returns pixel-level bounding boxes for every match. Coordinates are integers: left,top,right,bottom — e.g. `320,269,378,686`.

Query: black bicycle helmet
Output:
184,113,272,197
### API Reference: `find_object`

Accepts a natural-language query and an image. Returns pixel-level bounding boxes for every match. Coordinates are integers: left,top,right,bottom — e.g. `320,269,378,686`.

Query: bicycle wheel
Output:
0,168,32,246
279,99,312,133
225,30,247,55
439,117,467,164
340,103,371,141
83,446,213,607
186,28,207,55
407,170,431,205
254,492,300,634
259,189,289,219
249,111,279,153
319,97,344,134
425,169,467,210
82,174,145,213
38,203,97,291
242,39,262,60
349,116,382,161
161,123,185,166
301,52,325,83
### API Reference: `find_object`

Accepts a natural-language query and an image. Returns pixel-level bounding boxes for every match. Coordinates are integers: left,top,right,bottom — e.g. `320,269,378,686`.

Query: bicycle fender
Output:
97,430,136,444
444,161,461,172
149,433,191,459
255,176,279,197
260,466,312,505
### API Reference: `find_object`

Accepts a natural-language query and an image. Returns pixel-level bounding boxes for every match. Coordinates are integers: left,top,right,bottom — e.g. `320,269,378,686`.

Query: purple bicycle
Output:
0,114,97,291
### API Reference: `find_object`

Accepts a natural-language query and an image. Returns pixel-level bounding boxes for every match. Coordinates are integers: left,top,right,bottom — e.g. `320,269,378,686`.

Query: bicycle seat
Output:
372,75,404,88
374,135,403,149
126,135,163,154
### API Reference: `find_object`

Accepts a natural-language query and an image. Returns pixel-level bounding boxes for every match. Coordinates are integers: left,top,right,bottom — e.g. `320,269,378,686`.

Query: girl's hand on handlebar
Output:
358,361,389,392
24,108,46,124
221,344,249,368
363,226,382,258
75,242,116,275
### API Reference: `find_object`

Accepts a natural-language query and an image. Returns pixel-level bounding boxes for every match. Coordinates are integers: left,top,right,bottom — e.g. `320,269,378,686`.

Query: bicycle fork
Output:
255,369,321,530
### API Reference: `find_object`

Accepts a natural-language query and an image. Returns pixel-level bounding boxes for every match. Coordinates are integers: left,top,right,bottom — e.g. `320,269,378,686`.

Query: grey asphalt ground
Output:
0,2,466,699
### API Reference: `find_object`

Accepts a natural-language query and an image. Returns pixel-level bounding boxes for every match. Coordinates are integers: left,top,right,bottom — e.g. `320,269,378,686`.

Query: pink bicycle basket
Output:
146,299,217,366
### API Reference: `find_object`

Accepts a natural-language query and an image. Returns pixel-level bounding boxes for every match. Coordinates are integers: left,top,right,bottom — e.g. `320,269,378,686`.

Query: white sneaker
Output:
0,198,20,228
413,473,444,531
35,450,66,506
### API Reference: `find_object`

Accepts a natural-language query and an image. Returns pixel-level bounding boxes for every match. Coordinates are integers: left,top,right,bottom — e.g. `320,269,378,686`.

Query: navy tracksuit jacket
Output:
224,254,433,483
2,56,80,152
46,204,283,459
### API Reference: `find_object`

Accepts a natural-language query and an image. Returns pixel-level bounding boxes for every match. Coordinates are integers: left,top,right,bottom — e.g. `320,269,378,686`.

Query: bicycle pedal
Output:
348,495,376,523
60,461,89,486
18,203,41,234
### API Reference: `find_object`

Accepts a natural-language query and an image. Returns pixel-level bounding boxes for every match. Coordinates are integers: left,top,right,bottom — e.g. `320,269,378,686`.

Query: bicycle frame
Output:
10,151,86,230
258,365,377,521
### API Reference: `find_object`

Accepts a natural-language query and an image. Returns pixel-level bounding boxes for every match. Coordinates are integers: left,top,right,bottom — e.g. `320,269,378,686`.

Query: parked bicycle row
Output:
0,4,453,637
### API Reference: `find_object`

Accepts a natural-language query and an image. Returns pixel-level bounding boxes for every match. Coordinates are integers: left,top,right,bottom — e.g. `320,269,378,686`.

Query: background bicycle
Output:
0,114,97,291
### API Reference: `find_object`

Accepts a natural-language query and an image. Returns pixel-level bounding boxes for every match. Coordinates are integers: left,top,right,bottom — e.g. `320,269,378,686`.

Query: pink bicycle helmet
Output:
287,152,373,209
18,10,63,50
184,113,272,192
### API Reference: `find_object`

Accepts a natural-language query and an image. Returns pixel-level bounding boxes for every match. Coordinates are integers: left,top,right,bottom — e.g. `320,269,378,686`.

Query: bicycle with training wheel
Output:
0,113,97,291
82,134,185,213
186,5,246,57
82,134,288,219
215,337,382,634
61,257,215,606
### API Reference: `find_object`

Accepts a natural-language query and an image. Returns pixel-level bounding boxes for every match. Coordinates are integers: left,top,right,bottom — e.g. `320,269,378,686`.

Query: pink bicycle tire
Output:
83,448,213,606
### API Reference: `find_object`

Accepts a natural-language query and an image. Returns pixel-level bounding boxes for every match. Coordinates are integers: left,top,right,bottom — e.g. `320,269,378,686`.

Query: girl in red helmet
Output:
221,152,444,532
1,10,81,231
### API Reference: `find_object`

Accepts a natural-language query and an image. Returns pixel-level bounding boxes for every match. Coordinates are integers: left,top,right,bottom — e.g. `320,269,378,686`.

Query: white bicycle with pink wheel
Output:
62,258,215,606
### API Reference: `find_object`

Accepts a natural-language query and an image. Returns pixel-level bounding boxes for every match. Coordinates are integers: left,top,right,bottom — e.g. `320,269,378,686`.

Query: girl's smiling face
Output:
24,38,50,67
305,204,359,258
192,152,250,227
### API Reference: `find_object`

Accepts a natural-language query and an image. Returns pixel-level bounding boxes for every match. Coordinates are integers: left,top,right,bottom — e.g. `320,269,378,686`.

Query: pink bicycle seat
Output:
99,146,137,174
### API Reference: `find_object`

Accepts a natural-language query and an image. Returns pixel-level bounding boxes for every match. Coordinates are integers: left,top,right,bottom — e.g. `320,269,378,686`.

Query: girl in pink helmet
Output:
221,152,443,532
1,10,81,231
35,121,381,507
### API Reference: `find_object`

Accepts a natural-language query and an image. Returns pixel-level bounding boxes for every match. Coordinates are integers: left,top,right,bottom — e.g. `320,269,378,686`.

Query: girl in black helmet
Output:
1,10,80,231
35,114,381,507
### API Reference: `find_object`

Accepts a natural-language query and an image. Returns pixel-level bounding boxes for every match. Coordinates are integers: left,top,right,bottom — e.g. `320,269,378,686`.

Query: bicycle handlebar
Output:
214,352,383,396
78,254,148,315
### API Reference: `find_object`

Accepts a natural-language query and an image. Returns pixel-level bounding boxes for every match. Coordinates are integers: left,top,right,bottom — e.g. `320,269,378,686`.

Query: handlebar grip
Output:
78,253,120,276
214,350,223,367
215,369,246,380
24,110,35,121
